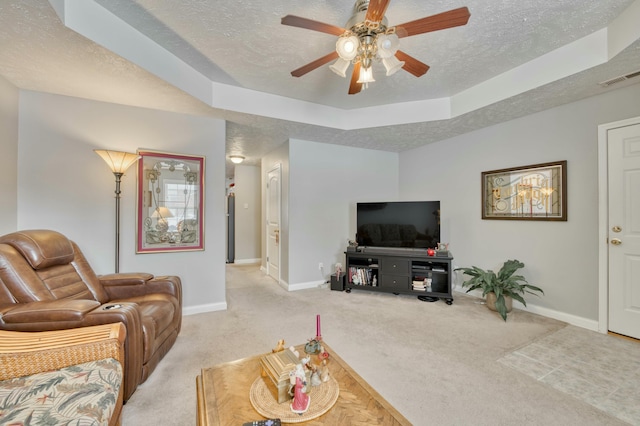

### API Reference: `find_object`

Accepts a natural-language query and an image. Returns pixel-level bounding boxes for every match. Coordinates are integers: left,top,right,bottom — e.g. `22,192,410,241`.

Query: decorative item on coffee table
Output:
252,315,339,422
260,348,308,404
272,339,286,353
289,364,311,414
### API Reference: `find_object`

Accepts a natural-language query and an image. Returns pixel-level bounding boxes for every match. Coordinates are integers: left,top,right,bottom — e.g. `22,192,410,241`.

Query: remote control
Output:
242,420,281,426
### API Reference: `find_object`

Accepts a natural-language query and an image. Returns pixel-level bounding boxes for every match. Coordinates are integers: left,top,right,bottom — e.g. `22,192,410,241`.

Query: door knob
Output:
611,238,622,245
612,226,622,233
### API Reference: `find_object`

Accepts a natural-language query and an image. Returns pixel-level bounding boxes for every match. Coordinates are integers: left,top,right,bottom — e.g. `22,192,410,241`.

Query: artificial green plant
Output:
455,259,544,321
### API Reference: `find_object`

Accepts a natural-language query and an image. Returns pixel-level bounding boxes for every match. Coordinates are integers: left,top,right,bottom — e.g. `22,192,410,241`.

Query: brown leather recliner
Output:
0,229,182,401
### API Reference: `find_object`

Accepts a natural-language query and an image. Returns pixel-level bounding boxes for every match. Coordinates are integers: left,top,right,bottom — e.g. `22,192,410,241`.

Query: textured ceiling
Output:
93,0,634,107
1,0,639,178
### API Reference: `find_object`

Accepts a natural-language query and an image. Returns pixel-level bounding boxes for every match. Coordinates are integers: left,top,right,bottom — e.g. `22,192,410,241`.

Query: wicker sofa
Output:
0,323,125,425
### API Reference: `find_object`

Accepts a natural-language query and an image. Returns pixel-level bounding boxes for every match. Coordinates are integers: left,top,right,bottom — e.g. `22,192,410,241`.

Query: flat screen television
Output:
356,201,440,249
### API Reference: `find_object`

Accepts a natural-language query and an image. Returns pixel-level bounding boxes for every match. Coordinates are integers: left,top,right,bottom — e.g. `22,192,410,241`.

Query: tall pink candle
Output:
316,314,321,338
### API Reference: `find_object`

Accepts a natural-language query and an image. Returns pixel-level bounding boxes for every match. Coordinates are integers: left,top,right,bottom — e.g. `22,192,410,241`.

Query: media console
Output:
344,248,453,304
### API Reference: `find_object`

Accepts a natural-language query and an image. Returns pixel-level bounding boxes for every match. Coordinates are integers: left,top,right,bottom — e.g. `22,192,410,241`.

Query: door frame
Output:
265,163,282,284
597,115,640,334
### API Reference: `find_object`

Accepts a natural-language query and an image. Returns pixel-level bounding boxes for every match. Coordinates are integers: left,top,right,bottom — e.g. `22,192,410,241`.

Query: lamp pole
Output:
114,172,124,273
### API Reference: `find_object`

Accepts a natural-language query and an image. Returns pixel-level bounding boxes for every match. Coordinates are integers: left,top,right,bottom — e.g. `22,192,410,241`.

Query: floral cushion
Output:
0,358,122,425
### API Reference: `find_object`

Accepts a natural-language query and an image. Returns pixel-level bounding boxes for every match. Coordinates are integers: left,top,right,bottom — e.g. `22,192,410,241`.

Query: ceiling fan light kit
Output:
376,33,400,58
282,0,471,95
329,58,351,77
382,56,404,76
336,36,359,60
356,66,375,86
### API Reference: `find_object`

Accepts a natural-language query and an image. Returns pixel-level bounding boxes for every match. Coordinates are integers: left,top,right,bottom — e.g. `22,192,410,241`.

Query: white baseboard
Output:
233,258,261,265
276,279,289,291
287,280,325,291
512,302,599,331
454,288,598,331
183,302,228,316
273,278,324,291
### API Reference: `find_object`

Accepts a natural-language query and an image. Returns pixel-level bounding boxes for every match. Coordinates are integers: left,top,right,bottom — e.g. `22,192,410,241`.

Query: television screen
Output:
356,201,440,249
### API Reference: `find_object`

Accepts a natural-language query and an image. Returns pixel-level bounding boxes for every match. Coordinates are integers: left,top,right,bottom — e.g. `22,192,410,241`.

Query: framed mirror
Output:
137,150,205,253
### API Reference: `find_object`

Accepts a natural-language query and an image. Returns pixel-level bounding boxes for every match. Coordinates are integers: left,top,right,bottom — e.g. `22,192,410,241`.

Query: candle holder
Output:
305,315,323,354
316,314,322,341
304,338,321,355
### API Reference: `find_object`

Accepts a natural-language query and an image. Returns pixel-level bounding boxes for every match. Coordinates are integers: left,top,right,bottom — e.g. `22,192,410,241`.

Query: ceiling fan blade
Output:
348,62,363,95
395,51,430,77
395,7,470,38
291,51,339,77
365,0,391,24
281,15,345,36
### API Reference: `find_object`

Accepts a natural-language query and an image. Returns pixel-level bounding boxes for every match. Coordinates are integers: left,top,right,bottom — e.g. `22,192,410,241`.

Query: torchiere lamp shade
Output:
95,150,140,174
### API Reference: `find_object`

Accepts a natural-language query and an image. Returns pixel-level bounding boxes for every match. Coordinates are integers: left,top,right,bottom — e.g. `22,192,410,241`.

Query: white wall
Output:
233,164,261,263
288,139,399,288
17,91,227,313
399,83,640,324
0,76,18,235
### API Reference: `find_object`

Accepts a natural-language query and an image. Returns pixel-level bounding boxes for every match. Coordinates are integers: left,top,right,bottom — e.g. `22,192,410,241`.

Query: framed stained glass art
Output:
137,150,205,252
481,161,567,221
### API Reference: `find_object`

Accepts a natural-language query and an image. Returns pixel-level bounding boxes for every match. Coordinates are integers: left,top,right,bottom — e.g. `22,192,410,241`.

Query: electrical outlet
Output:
318,262,323,270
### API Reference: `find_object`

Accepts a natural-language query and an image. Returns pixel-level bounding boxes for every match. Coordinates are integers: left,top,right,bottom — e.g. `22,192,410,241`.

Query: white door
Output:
608,122,640,339
266,165,281,282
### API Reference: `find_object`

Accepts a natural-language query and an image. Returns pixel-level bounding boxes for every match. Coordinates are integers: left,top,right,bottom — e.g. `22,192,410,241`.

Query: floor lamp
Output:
95,149,140,273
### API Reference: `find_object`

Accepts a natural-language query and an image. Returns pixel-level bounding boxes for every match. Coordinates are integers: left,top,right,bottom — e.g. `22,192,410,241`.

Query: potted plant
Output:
455,259,543,321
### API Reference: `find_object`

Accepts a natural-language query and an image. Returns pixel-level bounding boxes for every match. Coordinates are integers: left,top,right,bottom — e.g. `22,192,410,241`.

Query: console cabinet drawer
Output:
380,274,410,291
380,258,409,274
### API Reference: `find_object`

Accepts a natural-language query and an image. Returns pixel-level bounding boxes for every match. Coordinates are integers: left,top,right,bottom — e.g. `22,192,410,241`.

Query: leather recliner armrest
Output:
100,274,182,303
0,299,101,324
99,272,154,286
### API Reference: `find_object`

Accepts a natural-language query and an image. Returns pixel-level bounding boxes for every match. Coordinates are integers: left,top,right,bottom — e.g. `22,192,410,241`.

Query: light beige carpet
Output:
499,326,640,424
122,264,631,425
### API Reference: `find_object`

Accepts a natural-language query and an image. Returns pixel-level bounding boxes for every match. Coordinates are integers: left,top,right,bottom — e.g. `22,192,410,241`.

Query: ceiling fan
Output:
281,0,470,95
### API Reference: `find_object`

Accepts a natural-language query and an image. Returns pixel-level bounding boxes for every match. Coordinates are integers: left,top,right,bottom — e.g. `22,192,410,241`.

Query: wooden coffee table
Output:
196,342,411,425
